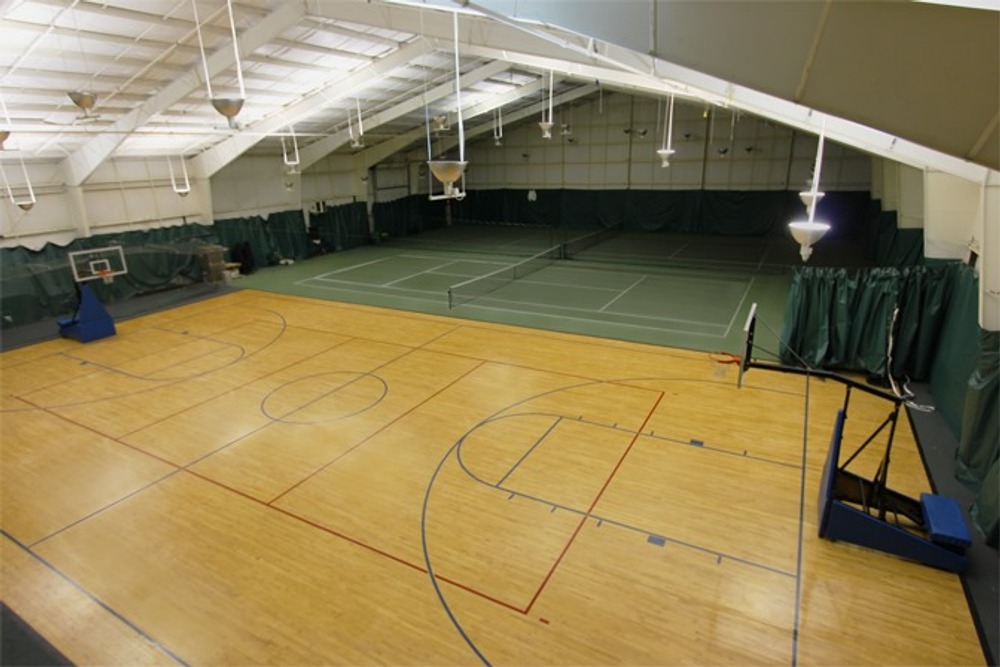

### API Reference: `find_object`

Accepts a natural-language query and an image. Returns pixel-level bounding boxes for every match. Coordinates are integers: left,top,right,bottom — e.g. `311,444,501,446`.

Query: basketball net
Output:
99,269,114,285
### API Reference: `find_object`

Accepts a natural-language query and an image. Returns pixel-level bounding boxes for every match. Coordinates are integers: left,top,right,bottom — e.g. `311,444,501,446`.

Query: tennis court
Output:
272,225,796,352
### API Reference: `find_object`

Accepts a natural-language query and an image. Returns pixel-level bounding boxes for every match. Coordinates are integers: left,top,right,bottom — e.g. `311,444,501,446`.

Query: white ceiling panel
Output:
1,0,995,193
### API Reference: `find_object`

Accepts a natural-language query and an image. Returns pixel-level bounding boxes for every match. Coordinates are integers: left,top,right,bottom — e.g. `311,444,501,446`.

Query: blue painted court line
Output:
791,374,812,667
490,482,795,579
495,416,562,486
574,413,800,470
2,529,190,666
647,535,667,547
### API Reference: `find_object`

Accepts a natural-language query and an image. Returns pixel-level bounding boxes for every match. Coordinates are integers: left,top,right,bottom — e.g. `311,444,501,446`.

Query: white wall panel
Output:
924,171,982,260
898,164,924,229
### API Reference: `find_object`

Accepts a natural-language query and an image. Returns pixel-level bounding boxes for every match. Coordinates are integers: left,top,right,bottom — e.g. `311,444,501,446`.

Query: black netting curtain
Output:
0,224,215,324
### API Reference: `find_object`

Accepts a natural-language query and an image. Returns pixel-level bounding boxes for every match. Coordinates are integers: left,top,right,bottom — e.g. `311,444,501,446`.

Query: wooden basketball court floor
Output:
1,289,983,665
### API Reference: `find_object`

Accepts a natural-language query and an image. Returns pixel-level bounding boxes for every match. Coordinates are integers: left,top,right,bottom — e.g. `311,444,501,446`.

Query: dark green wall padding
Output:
956,329,999,546
407,188,875,240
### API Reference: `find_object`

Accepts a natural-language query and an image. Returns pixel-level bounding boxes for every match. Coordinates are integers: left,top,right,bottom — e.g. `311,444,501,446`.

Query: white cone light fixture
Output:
427,11,467,201
657,94,676,168
194,0,246,129
539,70,554,139
789,118,831,262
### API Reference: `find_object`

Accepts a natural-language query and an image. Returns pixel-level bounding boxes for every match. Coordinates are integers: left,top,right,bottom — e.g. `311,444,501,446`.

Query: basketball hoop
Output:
98,269,114,285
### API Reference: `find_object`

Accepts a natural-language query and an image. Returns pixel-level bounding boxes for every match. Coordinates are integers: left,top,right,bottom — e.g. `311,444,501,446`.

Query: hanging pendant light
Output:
493,106,503,146
427,10,467,201
539,70,554,139
350,98,366,149
0,92,12,149
656,94,676,168
193,0,246,129
167,155,191,197
788,117,831,262
281,125,301,172
2,151,36,212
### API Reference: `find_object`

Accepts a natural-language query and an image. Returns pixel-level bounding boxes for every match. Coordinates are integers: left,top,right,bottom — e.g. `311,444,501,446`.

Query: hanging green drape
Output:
266,210,310,261
780,263,962,379
957,329,999,547
873,209,924,265
373,196,421,237
214,215,273,269
311,202,368,251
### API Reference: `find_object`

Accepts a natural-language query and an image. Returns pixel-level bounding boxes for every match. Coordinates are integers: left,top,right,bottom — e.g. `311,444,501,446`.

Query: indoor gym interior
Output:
1,1,998,666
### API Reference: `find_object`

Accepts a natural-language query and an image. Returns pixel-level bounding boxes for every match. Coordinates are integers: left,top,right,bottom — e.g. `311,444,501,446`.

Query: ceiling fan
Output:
43,91,103,126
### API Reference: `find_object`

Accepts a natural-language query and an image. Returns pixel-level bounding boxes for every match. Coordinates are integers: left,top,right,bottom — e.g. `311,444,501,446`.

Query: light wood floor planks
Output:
1,289,983,665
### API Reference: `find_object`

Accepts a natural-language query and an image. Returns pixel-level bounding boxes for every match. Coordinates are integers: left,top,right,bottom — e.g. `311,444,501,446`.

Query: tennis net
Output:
448,244,562,309
562,224,622,259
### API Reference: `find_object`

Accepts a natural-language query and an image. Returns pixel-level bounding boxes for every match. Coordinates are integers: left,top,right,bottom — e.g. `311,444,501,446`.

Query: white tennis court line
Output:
312,256,394,278
460,300,729,337
724,275,757,339
298,256,743,335
383,258,463,287
599,275,647,312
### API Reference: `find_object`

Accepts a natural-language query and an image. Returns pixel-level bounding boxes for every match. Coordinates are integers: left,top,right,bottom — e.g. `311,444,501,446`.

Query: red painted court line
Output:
186,469,525,612
524,390,665,615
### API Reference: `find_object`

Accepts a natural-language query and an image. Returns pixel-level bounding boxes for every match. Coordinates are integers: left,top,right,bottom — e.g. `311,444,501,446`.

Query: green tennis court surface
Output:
235,226,795,354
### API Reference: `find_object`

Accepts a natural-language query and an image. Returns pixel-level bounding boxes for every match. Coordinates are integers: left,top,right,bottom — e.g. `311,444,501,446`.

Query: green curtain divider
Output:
213,215,272,270
956,329,999,546
373,196,422,238
431,189,872,239
780,263,963,379
311,202,369,251
928,264,981,436
266,210,310,261
874,209,924,265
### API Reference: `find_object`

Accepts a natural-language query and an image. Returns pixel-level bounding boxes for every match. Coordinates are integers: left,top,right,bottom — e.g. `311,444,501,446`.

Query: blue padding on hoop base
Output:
57,284,116,343
817,409,846,537
920,493,972,550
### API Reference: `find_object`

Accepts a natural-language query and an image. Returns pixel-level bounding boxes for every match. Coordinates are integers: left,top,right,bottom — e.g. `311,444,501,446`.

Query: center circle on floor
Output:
261,371,388,424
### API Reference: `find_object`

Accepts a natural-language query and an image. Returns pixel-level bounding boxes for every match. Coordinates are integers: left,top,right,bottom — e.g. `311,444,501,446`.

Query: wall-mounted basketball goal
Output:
58,245,127,343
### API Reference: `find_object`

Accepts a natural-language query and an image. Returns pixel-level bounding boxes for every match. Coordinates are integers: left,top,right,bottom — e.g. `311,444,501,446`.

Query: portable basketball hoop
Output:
58,245,127,343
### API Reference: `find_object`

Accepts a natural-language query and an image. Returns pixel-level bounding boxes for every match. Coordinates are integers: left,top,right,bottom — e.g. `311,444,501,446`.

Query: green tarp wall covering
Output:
1,224,216,325
310,202,369,252
214,210,310,267
872,206,924,266
780,263,967,380
957,329,999,546
416,189,875,239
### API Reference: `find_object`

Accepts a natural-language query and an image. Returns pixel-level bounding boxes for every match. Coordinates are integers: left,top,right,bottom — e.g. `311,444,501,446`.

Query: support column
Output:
66,185,91,237
981,171,1000,331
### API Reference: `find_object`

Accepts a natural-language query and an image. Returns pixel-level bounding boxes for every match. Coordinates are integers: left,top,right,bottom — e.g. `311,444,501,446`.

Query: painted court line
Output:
312,256,394,278
524,390,665,614
599,275,647,312
383,259,462,287
496,416,562,486
2,531,190,667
